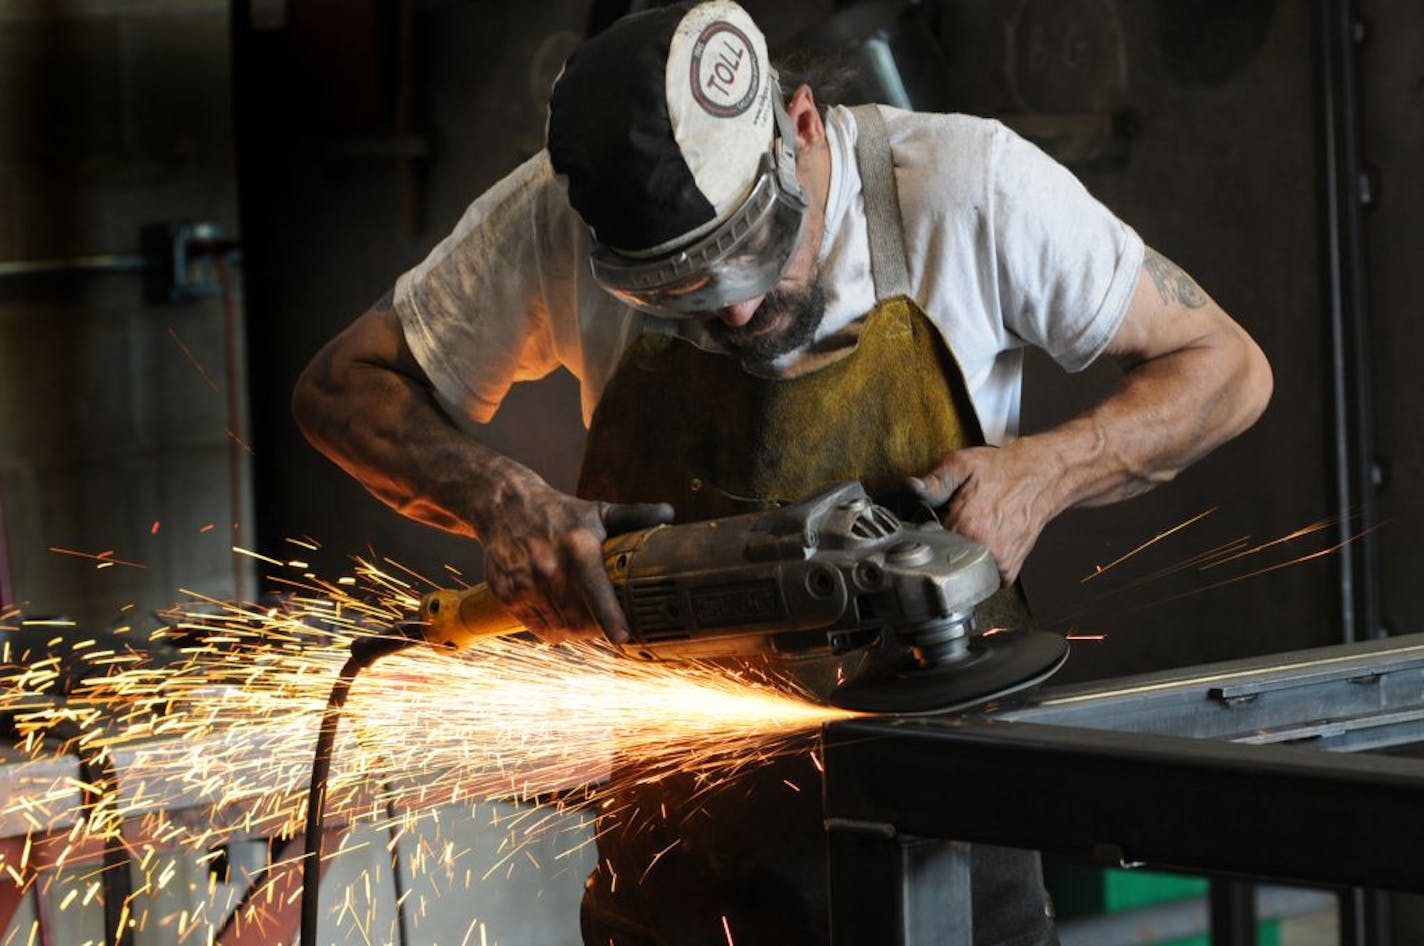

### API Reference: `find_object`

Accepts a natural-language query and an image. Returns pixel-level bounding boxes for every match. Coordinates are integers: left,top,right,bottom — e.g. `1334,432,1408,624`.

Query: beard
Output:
708,282,827,374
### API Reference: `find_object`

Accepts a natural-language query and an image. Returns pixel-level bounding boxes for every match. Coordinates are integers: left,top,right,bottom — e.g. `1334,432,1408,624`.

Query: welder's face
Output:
704,184,827,373
707,277,826,373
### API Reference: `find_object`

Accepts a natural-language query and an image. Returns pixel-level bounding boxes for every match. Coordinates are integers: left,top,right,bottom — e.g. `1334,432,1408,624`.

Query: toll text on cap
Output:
690,21,759,118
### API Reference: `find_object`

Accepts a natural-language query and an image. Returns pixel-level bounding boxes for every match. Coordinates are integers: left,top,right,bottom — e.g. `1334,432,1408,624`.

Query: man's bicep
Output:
352,292,431,380
1102,246,1237,366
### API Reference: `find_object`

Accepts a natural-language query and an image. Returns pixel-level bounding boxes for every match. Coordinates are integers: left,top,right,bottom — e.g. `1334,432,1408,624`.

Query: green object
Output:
1104,868,1207,912
1044,860,1281,945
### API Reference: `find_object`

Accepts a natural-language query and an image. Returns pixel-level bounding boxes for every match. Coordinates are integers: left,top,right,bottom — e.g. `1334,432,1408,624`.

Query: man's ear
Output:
785,84,825,151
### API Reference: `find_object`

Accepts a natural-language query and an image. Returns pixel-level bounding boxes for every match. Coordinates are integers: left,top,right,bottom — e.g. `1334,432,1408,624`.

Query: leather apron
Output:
576,106,1055,946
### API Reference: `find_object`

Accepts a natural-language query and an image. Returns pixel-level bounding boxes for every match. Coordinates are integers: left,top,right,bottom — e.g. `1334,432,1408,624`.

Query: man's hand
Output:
907,442,1058,584
905,246,1271,587
292,300,675,645
478,471,675,644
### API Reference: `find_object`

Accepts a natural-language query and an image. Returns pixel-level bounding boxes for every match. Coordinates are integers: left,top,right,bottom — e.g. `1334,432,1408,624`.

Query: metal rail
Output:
823,633,1424,946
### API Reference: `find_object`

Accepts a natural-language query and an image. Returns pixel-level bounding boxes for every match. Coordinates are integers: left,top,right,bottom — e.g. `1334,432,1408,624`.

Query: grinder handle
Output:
418,585,526,651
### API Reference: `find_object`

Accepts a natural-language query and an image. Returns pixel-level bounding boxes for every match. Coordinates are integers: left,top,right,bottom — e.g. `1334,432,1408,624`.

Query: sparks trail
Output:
0,552,849,942
166,326,219,392
1051,513,1384,628
46,547,147,570
1080,507,1218,584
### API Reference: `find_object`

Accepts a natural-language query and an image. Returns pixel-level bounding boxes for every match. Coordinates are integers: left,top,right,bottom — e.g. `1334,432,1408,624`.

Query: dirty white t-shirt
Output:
395,104,1144,445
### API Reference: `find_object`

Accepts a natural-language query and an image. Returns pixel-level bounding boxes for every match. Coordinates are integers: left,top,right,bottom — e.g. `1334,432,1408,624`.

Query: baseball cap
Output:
547,1,778,256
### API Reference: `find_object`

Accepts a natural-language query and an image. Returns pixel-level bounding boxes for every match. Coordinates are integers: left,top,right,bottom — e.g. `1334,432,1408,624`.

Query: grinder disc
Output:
828,629,1068,715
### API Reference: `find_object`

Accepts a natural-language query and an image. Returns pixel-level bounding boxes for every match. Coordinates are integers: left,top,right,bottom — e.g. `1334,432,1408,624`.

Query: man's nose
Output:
717,297,764,328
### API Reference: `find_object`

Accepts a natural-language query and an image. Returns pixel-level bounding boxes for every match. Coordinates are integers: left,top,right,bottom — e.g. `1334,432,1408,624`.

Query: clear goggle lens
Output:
589,136,808,319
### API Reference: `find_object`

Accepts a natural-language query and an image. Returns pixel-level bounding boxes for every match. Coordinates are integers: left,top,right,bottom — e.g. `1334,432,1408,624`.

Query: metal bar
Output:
1209,879,1256,946
826,821,971,946
1340,887,1391,946
0,255,149,280
991,633,1424,752
1316,0,1382,647
821,715,1424,893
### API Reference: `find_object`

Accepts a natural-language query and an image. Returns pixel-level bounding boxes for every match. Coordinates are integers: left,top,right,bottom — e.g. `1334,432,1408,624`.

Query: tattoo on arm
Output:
1144,248,1208,309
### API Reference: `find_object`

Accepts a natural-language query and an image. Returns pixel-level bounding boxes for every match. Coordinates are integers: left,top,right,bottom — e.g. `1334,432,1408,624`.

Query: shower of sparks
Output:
0,555,852,943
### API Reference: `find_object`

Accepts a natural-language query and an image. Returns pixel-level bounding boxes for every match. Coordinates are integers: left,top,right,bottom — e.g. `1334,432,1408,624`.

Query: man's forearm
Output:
912,253,1273,583
292,300,676,637
1022,347,1266,518
1024,254,1273,517
291,302,538,541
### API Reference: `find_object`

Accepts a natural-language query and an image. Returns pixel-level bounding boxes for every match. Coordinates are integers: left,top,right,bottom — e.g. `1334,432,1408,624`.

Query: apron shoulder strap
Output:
848,104,912,302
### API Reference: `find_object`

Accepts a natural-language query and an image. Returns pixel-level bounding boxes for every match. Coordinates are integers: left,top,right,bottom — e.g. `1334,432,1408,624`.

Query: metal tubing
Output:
1316,0,1381,647
826,822,972,946
1209,879,1257,946
0,254,148,281
1340,887,1391,946
1316,1,1387,941
822,715,1424,893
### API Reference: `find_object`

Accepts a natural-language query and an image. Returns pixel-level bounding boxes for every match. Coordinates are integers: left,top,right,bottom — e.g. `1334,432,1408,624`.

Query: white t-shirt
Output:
395,105,1144,445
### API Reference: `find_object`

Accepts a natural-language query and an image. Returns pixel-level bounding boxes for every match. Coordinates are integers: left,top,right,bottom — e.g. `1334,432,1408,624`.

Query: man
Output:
292,2,1272,943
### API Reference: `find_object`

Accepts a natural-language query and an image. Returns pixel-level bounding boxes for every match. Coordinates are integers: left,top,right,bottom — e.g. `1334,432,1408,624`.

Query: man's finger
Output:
600,501,677,536
572,556,630,643
905,458,970,507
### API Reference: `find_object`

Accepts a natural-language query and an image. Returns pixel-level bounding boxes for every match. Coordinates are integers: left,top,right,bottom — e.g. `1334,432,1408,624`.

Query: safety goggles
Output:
588,95,809,319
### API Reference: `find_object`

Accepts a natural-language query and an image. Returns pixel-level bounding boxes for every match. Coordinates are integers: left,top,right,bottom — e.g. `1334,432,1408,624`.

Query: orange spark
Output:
1081,507,1217,584
47,547,147,570
166,327,218,391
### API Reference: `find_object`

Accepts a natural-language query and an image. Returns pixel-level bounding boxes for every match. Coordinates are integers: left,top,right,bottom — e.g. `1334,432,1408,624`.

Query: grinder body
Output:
419,481,1066,713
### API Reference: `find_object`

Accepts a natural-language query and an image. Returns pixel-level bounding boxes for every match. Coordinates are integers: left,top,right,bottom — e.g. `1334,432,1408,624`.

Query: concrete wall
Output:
0,2,246,944
0,0,252,627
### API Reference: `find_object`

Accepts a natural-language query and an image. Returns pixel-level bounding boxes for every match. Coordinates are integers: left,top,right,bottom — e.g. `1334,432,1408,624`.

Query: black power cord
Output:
300,632,422,946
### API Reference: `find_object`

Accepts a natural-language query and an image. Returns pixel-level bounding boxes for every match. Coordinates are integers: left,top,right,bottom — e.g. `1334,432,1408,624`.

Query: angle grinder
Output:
415,481,1067,714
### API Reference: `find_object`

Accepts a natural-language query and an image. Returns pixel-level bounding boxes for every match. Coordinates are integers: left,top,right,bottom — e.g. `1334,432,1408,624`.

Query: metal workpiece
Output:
827,827,973,946
820,632,1424,935
822,711,1424,894
995,632,1424,752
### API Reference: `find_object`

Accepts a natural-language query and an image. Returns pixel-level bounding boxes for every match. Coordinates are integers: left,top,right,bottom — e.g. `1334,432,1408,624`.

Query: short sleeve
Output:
394,152,586,423
990,125,1144,372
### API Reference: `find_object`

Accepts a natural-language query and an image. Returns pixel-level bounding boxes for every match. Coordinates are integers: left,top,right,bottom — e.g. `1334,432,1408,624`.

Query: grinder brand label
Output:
690,21,759,118
689,580,782,627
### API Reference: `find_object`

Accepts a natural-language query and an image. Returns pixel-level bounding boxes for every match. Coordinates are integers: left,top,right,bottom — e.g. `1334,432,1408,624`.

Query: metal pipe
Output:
0,254,148,281
1316,0,1382,646
1210,879,1257,946
1316,2,1388,942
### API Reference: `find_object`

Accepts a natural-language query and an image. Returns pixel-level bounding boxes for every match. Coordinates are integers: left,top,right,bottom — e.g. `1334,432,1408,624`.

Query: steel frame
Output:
823,633,1424,946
